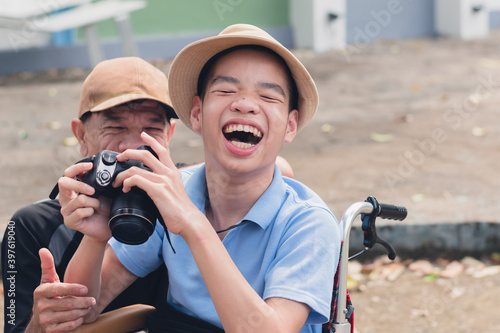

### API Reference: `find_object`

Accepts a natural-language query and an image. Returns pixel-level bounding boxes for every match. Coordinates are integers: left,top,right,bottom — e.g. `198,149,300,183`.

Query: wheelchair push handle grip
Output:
376,203,407,221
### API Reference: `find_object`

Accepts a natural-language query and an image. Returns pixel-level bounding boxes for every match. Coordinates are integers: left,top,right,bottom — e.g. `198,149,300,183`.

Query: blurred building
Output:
0,0,499,75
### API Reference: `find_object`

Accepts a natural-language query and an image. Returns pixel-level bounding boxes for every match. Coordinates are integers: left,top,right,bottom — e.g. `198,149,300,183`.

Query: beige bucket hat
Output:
79,57,177,119
168,24,318,132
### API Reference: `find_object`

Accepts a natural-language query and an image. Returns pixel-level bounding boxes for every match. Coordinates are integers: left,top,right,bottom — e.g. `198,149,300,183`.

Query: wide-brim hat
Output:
79,57,177,120
168,24,318,132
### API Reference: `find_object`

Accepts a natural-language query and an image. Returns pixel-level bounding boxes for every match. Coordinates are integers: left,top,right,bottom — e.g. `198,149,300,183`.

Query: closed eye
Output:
261,94,285,104
210,76,238,95
144,127,164,132
262,95,279,101
258,81,286,103
214,89,235,94
104,126,125,131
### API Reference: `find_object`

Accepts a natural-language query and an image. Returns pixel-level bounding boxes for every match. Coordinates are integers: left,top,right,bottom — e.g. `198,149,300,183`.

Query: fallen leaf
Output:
321,123,334,134
49,121,62,130
385,264,406,282
346,276,359,290
467,94,482,105
440,261,464,279
461,256,486,275
368,268,382,281
478,58,500,69
409,260,437,276
47,87,57,97
490,252,500,264
411,194,426,202
472,126,487,137
473,266,500,278
62,136,78,147
423,273,440,282
370,132,394,143
410,85,421,92
18,129,28,140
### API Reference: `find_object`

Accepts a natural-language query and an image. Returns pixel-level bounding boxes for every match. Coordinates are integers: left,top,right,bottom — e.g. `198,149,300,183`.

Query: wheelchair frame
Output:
331,196,407,333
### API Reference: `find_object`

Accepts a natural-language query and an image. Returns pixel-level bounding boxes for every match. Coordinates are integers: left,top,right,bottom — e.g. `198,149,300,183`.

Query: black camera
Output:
50,145,164,246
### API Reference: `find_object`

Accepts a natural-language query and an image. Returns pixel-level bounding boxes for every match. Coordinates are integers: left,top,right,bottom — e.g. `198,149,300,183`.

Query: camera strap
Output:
216,220,250,234
157,216,176,254
49,156,94,199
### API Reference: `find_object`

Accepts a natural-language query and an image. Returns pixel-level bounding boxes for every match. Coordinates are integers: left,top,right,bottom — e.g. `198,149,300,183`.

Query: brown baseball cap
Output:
168,24,318,132
78,57,177,119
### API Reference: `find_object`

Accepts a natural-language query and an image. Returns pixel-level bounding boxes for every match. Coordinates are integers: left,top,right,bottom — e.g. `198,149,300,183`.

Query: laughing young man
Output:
60,24,340,333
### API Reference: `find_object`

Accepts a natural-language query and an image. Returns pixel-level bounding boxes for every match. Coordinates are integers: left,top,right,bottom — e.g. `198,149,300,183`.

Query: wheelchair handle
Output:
376,202,408,221
364,196,407,221
334,197,407,331
361,196,406,259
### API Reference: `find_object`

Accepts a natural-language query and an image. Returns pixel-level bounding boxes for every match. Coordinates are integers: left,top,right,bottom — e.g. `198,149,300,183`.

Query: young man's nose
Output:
230,96,259,114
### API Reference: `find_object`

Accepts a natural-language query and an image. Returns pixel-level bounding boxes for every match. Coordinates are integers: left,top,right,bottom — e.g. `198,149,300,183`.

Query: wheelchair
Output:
74,196,407,333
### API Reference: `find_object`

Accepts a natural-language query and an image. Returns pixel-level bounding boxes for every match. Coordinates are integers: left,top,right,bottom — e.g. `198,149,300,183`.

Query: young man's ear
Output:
190,96,203,133
284,109,299,143
71,118,89,156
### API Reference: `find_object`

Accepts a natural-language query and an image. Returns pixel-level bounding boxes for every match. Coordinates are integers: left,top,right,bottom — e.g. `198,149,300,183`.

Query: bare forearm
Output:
181,218,306,332
64,236,107,321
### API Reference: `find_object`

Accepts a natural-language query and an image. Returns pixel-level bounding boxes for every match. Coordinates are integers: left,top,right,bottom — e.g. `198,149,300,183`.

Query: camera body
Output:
81,145,153,198
81,145,161,245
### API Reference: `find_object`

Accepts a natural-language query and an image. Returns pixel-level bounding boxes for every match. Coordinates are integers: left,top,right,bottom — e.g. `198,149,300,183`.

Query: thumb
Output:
39,248,60,284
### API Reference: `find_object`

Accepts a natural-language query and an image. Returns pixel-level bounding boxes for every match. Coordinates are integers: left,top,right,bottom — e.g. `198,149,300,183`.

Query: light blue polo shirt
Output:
110,164,341,333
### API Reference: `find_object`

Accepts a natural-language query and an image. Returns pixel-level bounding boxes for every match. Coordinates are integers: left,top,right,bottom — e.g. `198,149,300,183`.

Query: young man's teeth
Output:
231,140,254,149
224,124,262,138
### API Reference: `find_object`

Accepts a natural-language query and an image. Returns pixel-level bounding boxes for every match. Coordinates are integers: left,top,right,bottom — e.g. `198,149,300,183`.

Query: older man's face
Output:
75,100,176,157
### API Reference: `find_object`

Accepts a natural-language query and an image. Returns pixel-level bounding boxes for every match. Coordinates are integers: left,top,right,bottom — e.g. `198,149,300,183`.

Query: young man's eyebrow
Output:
211,75,286,98
257,81,286,98
211,75,239,86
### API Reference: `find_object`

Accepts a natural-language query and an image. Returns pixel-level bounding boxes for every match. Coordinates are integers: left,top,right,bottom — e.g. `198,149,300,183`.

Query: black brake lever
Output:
361,196,399,260
376,237,396,260
361,197,379,249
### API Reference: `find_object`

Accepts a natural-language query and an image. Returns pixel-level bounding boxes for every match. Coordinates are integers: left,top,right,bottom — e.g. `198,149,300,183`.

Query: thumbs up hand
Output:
25,248,96,333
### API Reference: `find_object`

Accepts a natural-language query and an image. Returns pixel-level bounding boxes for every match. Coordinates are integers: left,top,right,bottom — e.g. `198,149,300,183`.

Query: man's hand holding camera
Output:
58,162,112,243
58,131,196,242
114,132,199,237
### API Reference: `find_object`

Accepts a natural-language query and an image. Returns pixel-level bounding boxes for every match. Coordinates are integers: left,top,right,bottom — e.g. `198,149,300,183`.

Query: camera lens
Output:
108,188,158,245
109,208,155,244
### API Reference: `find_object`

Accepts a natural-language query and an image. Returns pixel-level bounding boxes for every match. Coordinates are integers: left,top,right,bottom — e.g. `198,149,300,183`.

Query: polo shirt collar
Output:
183,164,209,214
183,164,286,230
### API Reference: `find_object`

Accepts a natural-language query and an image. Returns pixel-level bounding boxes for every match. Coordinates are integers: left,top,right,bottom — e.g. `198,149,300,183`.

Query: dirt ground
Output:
1,31,500,331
